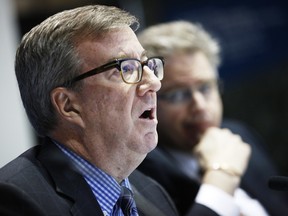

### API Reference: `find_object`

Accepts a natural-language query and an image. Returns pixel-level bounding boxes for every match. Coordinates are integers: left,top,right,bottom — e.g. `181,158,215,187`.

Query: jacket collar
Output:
37,138,104,216
37,137,168,216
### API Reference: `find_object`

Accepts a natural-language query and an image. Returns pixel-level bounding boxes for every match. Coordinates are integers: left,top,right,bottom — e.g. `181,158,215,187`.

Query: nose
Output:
137,65,161,96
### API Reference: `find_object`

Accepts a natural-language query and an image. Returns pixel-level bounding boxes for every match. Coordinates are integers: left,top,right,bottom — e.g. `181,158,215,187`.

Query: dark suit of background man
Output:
137,20,288,216
0,5,227,216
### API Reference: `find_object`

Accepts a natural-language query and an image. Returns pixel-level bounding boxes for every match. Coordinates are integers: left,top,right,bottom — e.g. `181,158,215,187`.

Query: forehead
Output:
77,27,145,67
162,51,217,90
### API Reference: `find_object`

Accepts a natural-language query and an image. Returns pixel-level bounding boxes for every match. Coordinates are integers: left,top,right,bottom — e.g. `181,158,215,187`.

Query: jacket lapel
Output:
130,170,178,216
37,139,104,216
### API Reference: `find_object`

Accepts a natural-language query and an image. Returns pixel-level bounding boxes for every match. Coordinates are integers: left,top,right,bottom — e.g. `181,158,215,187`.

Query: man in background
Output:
137,20,288,216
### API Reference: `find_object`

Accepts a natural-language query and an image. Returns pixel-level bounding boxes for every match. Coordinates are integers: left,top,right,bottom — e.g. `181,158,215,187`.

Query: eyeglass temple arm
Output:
70,61,119,83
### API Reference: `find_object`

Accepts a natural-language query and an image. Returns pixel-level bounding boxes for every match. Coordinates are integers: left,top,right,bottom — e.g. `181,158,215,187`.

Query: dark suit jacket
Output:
0,138,218,216
138,119,288,216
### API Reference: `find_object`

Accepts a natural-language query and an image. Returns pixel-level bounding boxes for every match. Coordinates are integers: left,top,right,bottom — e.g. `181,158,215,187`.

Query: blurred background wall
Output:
0,0,34,167
2,0,288,175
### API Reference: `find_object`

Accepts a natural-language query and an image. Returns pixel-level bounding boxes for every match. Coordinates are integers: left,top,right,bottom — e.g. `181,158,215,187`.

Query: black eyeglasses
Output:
65,56,164,85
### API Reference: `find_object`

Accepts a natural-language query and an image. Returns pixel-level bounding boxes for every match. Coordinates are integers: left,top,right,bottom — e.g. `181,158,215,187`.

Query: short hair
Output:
15,5,139,136
137,20,221,69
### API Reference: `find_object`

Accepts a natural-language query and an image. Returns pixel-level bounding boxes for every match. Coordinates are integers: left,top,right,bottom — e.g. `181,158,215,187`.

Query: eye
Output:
198,82,215,95
121,60,141,82
122,64,137,74
159,88,191,103
146,58,163,79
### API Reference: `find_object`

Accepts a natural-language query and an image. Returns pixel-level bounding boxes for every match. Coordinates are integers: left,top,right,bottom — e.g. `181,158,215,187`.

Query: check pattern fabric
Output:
117,186,138,216
54,141,138,216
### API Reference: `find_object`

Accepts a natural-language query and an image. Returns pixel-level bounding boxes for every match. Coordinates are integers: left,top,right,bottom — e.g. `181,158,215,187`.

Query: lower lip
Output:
139,118,158,124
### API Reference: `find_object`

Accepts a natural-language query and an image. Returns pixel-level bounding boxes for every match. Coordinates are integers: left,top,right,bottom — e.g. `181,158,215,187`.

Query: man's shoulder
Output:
0,144,75,216
0,147,38,182
0,145,47,186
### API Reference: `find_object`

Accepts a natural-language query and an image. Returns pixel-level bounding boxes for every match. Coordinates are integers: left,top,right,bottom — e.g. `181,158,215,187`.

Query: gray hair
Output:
137,20,221,69
15,5,139,136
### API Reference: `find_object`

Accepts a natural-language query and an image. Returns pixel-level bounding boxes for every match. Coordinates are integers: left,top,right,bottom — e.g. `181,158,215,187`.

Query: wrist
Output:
205,163,242,177
202,168,241,195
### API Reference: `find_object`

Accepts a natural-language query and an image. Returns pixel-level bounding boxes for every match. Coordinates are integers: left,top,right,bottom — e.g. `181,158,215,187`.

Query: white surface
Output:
0,0,35,168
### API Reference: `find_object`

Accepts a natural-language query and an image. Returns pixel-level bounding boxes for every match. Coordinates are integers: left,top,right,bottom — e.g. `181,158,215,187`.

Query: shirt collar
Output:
53,140,132,215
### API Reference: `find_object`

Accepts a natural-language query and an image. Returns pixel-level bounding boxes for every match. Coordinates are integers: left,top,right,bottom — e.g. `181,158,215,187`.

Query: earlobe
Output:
50,87,81,121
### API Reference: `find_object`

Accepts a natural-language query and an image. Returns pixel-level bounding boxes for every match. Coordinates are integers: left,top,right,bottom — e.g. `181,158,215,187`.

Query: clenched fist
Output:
194,127,251,194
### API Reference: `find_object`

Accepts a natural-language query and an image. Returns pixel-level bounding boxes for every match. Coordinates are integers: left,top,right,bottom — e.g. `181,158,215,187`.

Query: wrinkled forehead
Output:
76,27,145,66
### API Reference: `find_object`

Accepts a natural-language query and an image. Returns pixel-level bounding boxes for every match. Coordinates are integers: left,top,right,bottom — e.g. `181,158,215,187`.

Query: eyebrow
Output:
111,50,148,60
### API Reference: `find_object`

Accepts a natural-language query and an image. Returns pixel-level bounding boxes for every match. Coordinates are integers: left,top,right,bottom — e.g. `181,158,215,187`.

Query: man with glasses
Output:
137,20,288,216
0,5,216,216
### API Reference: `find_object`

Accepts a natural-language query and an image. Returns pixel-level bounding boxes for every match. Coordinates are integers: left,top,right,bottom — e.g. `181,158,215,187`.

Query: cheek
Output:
208,95,223,124
81,85,131,122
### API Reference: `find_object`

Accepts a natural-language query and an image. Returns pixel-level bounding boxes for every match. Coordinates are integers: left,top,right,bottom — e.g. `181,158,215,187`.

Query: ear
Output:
50,87,84,127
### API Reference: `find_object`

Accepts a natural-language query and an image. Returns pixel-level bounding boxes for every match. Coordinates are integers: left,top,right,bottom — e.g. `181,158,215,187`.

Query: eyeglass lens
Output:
120,58,163,83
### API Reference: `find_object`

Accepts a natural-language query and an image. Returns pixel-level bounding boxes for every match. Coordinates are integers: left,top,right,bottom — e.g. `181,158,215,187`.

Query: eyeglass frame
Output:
63,56,164,86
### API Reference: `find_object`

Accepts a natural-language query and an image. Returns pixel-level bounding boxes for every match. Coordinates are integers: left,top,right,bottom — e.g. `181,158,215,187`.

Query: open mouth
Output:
140,108,154,119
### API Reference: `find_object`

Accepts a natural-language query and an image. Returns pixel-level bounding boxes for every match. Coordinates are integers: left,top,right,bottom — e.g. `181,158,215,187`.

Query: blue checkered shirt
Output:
55,141,138,216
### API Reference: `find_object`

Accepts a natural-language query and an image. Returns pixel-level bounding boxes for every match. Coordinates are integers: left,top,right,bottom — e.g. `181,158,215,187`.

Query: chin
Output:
143,132,158,152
